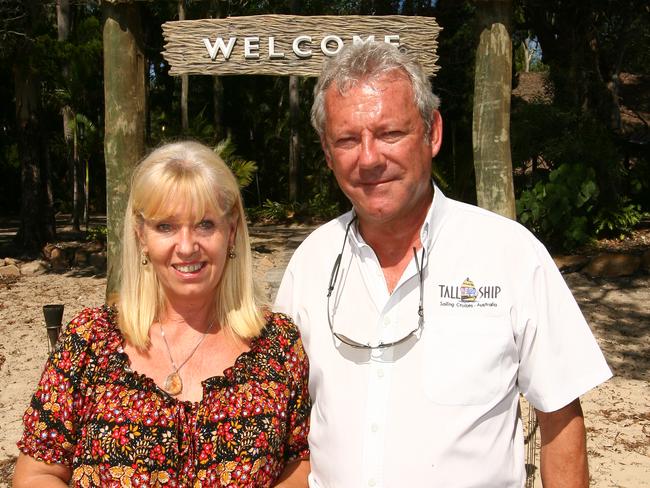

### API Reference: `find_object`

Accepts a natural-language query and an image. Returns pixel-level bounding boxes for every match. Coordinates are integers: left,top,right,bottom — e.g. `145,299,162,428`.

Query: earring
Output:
228,246,236,259
141,251,149,265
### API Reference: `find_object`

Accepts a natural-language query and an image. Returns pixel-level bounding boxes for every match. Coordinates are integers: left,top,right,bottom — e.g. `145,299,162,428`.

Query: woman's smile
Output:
172,261,206,274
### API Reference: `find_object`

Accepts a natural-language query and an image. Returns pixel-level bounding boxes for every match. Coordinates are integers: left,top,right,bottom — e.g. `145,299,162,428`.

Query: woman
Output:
14,141,310,487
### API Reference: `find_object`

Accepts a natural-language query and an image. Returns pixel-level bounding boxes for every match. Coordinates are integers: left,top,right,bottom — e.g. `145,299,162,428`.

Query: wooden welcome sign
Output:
162,15,441,77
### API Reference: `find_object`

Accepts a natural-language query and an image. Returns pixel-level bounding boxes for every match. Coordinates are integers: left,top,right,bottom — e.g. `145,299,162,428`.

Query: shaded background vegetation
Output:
1,0,648,253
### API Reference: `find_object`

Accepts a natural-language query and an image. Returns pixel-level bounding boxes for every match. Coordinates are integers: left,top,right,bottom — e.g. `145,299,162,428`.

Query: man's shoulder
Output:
444,196,510,223
443,196,534,239
295,212,352,250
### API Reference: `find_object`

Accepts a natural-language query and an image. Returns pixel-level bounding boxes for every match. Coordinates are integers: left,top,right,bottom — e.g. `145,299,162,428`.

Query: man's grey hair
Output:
311,41,440,140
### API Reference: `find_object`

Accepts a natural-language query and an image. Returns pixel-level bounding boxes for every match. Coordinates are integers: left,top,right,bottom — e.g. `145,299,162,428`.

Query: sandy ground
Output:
0,225,648,486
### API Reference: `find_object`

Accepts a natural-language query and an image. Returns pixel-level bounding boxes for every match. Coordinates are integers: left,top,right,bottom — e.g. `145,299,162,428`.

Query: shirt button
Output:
368,479,376,487
371,423,379,433
383,316,391,326
376,369,384,378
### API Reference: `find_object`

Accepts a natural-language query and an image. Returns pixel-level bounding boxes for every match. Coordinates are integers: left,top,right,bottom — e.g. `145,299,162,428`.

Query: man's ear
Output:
321,138,334,170
429,110,443,158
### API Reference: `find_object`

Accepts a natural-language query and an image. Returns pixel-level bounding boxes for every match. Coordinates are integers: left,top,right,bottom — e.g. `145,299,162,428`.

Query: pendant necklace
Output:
159,320,214,396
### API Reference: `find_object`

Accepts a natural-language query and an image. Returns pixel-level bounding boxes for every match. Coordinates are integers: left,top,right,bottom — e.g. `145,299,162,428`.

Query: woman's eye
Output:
197,220,215,230
156,222,173,233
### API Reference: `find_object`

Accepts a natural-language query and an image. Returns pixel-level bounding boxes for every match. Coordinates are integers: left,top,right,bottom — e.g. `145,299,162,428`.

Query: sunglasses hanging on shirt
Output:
326,216,426,349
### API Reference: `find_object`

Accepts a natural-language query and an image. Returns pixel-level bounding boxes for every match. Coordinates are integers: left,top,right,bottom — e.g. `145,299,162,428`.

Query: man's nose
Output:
358,133,383,170
176,227,198,257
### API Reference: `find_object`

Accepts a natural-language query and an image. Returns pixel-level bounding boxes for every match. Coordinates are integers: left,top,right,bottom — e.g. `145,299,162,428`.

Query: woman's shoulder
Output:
254,312,307,381
262,311,301,341
67,305,117,335
61,305,121,354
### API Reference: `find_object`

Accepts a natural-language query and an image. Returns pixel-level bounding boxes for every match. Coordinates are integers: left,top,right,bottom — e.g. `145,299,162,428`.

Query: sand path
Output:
1,225,648,486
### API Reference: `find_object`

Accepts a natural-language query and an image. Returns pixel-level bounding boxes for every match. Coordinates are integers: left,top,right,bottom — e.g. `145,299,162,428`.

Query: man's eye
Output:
382,131,404,141
335,137,357,148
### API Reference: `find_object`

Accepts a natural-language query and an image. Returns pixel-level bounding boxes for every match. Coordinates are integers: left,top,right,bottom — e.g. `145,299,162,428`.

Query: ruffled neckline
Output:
94,307,279,407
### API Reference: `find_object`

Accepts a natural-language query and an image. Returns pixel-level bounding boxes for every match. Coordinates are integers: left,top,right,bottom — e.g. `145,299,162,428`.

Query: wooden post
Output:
103,0,146,299
472,0,516,219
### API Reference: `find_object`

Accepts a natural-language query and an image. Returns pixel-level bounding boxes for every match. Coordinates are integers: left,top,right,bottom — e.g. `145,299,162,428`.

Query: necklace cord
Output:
160,321,215,373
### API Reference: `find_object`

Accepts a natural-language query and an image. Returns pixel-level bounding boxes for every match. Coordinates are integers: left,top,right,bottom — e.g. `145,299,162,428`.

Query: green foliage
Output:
305,192,341,221
512,33,545,74
86,225,108,243
249,195,341,224
513,103,648,250
2,0,645,241
251,199,297,222
517,163,599,250
188,107,219,142
512,0,649,251
594,201,646,239
214,137,258,189
1,143,19,170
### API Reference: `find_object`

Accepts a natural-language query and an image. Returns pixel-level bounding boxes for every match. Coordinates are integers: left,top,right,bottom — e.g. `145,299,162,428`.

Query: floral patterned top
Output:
18,306,310,487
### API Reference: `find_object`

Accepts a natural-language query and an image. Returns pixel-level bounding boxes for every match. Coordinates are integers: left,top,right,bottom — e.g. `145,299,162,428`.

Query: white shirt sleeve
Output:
516,239,612,412
274,260,297,319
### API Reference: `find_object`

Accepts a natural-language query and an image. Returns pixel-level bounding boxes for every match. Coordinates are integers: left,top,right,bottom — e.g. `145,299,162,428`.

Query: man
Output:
275,41,611,488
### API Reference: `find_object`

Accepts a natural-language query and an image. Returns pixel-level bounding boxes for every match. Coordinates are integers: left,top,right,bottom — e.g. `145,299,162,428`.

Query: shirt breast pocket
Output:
421,316,512,406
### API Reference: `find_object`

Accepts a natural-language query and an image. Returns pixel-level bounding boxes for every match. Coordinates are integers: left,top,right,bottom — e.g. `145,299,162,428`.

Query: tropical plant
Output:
214,137,258,189
517,162,599,250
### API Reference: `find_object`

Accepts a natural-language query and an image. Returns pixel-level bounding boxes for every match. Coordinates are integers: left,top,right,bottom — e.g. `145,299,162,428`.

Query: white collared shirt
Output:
275,187,611,488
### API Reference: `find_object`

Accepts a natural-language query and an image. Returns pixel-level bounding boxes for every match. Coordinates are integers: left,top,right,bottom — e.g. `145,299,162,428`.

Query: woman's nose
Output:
176,227,199,257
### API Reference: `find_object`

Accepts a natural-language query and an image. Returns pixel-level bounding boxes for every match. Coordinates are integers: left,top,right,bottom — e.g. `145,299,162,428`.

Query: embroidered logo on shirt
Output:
460,278,477,302
438,277,501,308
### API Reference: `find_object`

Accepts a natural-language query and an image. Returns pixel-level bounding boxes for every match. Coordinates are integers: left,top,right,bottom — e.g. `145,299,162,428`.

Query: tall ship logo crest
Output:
460,278,477,302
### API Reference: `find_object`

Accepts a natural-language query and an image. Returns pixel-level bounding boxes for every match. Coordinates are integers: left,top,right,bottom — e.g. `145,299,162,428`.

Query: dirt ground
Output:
0,224,648,487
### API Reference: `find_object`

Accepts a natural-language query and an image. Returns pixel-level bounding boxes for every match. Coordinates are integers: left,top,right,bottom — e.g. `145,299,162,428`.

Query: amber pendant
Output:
164,371,183,396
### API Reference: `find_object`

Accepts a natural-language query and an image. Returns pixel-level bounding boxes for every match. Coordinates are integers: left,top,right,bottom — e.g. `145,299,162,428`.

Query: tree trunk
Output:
210,0,225,141
288,0,301,202
472,0,516,219
72,119,86,232
14,62,57,252
84,159,90,229
522,38,531,72
14,0,56,253
586,26,622,134
57,0,83,232
179,0,189,133
289,75,300,202
103,1,146,299
212,76,225,142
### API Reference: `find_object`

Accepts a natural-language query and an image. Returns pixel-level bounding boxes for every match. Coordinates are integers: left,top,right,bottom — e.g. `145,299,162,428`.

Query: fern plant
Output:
213,137,258,189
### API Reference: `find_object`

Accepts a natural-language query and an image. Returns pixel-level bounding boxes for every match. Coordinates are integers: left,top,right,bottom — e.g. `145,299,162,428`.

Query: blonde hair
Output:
118,140,265,348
